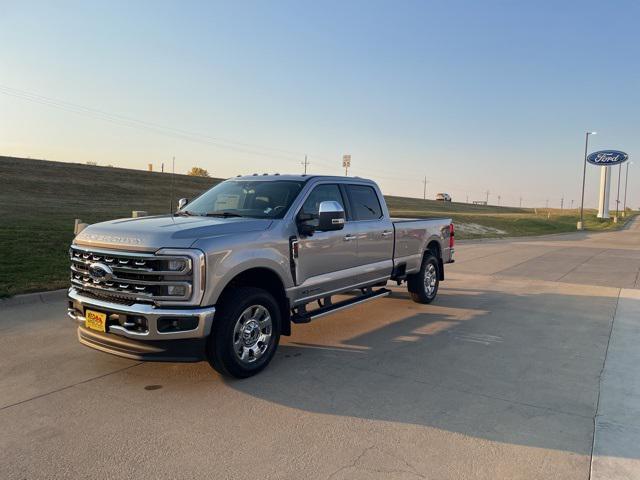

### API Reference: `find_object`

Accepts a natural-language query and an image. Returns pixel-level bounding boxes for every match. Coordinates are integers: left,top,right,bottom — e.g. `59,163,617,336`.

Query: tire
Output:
207,287,281,378
408,254,440,304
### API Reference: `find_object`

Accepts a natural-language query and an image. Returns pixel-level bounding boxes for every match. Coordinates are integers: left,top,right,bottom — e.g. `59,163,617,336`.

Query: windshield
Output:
183,180,304,219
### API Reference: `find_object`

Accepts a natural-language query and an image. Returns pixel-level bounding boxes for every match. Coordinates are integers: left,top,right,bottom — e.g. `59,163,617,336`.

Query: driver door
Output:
293,183,359,303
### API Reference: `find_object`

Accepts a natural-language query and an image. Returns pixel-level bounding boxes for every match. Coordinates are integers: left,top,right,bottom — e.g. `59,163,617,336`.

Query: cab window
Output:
347,185,383,220
299,184,346,226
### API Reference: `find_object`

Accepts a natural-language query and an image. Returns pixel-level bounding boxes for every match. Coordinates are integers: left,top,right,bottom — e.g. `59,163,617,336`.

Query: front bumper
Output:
68,287,215,361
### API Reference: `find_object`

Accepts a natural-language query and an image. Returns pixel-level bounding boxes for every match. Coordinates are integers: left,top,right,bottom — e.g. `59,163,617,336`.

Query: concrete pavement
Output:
2,220,640,479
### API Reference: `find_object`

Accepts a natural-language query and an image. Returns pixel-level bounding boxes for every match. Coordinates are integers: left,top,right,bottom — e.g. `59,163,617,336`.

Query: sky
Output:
1,0,638,208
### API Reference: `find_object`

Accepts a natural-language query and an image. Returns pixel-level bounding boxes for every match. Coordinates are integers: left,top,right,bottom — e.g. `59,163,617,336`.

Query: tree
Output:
187,166,210,177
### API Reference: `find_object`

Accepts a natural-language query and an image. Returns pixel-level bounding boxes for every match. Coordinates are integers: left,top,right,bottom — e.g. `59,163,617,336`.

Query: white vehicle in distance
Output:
435,193,452,202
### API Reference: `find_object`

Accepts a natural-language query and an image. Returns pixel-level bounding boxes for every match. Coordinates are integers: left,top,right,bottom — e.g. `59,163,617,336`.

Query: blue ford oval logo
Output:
88,262,113,281
587,150,629,166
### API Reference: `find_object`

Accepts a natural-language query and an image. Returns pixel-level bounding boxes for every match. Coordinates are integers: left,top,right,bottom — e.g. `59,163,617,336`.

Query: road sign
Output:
342,155,351,168
587,150,629,166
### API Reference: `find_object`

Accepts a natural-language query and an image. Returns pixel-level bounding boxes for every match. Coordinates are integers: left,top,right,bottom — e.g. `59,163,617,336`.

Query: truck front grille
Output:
70,246,194,304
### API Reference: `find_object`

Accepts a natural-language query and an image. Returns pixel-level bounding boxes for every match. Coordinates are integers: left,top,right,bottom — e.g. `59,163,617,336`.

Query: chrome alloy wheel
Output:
232,305,273,364
423,263,437,297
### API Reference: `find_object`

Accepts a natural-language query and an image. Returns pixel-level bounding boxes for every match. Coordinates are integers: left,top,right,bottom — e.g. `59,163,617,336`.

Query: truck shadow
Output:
222,284,629,458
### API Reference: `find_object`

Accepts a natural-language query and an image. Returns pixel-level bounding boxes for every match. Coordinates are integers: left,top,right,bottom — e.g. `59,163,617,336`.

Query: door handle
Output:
343,234,356,242
381,230,393,237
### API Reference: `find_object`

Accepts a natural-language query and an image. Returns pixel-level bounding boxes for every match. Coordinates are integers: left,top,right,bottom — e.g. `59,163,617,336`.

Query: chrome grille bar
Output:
70,249,191,275
69,245,197,304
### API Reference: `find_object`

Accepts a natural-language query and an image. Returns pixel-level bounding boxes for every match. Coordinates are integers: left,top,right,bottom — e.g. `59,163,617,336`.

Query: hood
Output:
74,215,273,251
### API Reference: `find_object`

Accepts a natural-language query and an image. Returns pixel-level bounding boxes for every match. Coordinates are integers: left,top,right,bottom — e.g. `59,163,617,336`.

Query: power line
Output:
2,84,436,186
0,84,308,164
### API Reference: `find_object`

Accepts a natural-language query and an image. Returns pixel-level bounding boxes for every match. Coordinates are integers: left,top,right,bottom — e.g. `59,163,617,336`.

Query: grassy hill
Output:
0,156,633,297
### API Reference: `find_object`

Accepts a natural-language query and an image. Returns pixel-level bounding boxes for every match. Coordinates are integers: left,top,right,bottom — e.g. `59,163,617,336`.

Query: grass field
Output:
1,156,635,297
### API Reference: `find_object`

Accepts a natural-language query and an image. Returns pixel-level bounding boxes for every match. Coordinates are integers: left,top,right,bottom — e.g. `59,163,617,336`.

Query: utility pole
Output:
571,199,574,209
519,197,522,208
422,176,429,200
170,156,176,212
497,195,501,206
466,195,469,204
301,155,310,175
485,190,490,204
615,163,622,221
560,196,564,211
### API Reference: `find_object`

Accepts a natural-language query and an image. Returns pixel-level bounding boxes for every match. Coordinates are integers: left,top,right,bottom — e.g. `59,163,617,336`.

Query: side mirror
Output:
318,201,345,231
177,198,189,210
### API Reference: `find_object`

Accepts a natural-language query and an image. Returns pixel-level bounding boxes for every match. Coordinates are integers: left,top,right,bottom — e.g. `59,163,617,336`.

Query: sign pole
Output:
342,155,351,177
615,163,622,222
623,162,631,216
597,166,611,219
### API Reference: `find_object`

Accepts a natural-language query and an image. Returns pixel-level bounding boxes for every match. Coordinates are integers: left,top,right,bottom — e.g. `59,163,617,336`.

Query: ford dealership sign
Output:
587,150,629,166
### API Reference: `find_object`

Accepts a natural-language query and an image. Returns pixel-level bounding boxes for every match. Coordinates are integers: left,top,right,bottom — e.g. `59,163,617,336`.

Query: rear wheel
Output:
408,254,440,304
207,287,281,378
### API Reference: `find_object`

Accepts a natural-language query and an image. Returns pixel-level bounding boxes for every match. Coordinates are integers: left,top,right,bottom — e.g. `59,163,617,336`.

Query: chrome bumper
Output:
67,287,215,341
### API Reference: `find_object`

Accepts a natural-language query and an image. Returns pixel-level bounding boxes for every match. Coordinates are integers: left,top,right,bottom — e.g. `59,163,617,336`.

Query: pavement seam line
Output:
490,247,565,276
0,362,143,411
450,247,514,265
341,361,594,421
555,248,609,282
588,287,620,480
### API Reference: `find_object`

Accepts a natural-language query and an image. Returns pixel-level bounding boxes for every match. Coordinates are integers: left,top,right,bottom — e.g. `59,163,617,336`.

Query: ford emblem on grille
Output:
88,262,113,281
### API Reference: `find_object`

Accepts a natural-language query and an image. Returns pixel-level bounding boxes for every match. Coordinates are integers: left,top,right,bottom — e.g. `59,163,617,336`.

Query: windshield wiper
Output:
204,212,244,218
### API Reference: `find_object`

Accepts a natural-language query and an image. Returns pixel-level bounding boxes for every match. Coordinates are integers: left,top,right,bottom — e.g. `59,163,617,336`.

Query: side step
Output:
291,288,391,324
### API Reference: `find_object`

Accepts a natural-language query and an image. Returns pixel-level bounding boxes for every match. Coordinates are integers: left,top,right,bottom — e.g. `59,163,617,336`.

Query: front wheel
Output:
408,254,440,304
207,287,281,378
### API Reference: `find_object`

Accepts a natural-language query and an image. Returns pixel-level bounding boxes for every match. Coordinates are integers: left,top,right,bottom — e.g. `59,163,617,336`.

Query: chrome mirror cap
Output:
318,201,345,231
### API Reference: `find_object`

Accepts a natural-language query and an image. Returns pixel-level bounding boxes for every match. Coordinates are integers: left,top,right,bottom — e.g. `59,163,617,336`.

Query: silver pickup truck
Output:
68,174,454,377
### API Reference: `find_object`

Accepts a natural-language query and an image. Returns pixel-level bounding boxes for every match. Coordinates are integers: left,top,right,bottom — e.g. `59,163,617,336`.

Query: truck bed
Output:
391,217,453,275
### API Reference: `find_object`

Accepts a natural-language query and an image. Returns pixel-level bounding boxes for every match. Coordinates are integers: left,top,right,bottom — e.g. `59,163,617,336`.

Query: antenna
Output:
301,155,310,174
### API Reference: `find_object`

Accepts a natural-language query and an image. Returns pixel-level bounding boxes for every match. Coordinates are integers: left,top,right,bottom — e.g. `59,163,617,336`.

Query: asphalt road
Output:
2,220,640,479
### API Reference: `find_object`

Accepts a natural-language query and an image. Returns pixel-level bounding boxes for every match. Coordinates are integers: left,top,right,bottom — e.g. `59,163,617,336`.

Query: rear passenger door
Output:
346,184,394,284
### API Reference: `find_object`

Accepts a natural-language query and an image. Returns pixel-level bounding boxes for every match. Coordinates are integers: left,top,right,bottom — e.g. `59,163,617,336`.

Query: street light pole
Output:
578,131,597,230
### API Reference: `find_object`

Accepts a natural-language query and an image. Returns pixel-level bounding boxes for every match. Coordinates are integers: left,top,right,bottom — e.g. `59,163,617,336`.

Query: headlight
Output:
167,259,188,272
155,248,206,307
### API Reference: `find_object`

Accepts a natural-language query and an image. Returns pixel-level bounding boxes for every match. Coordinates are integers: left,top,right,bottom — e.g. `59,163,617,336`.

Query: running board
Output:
291,288,391,324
